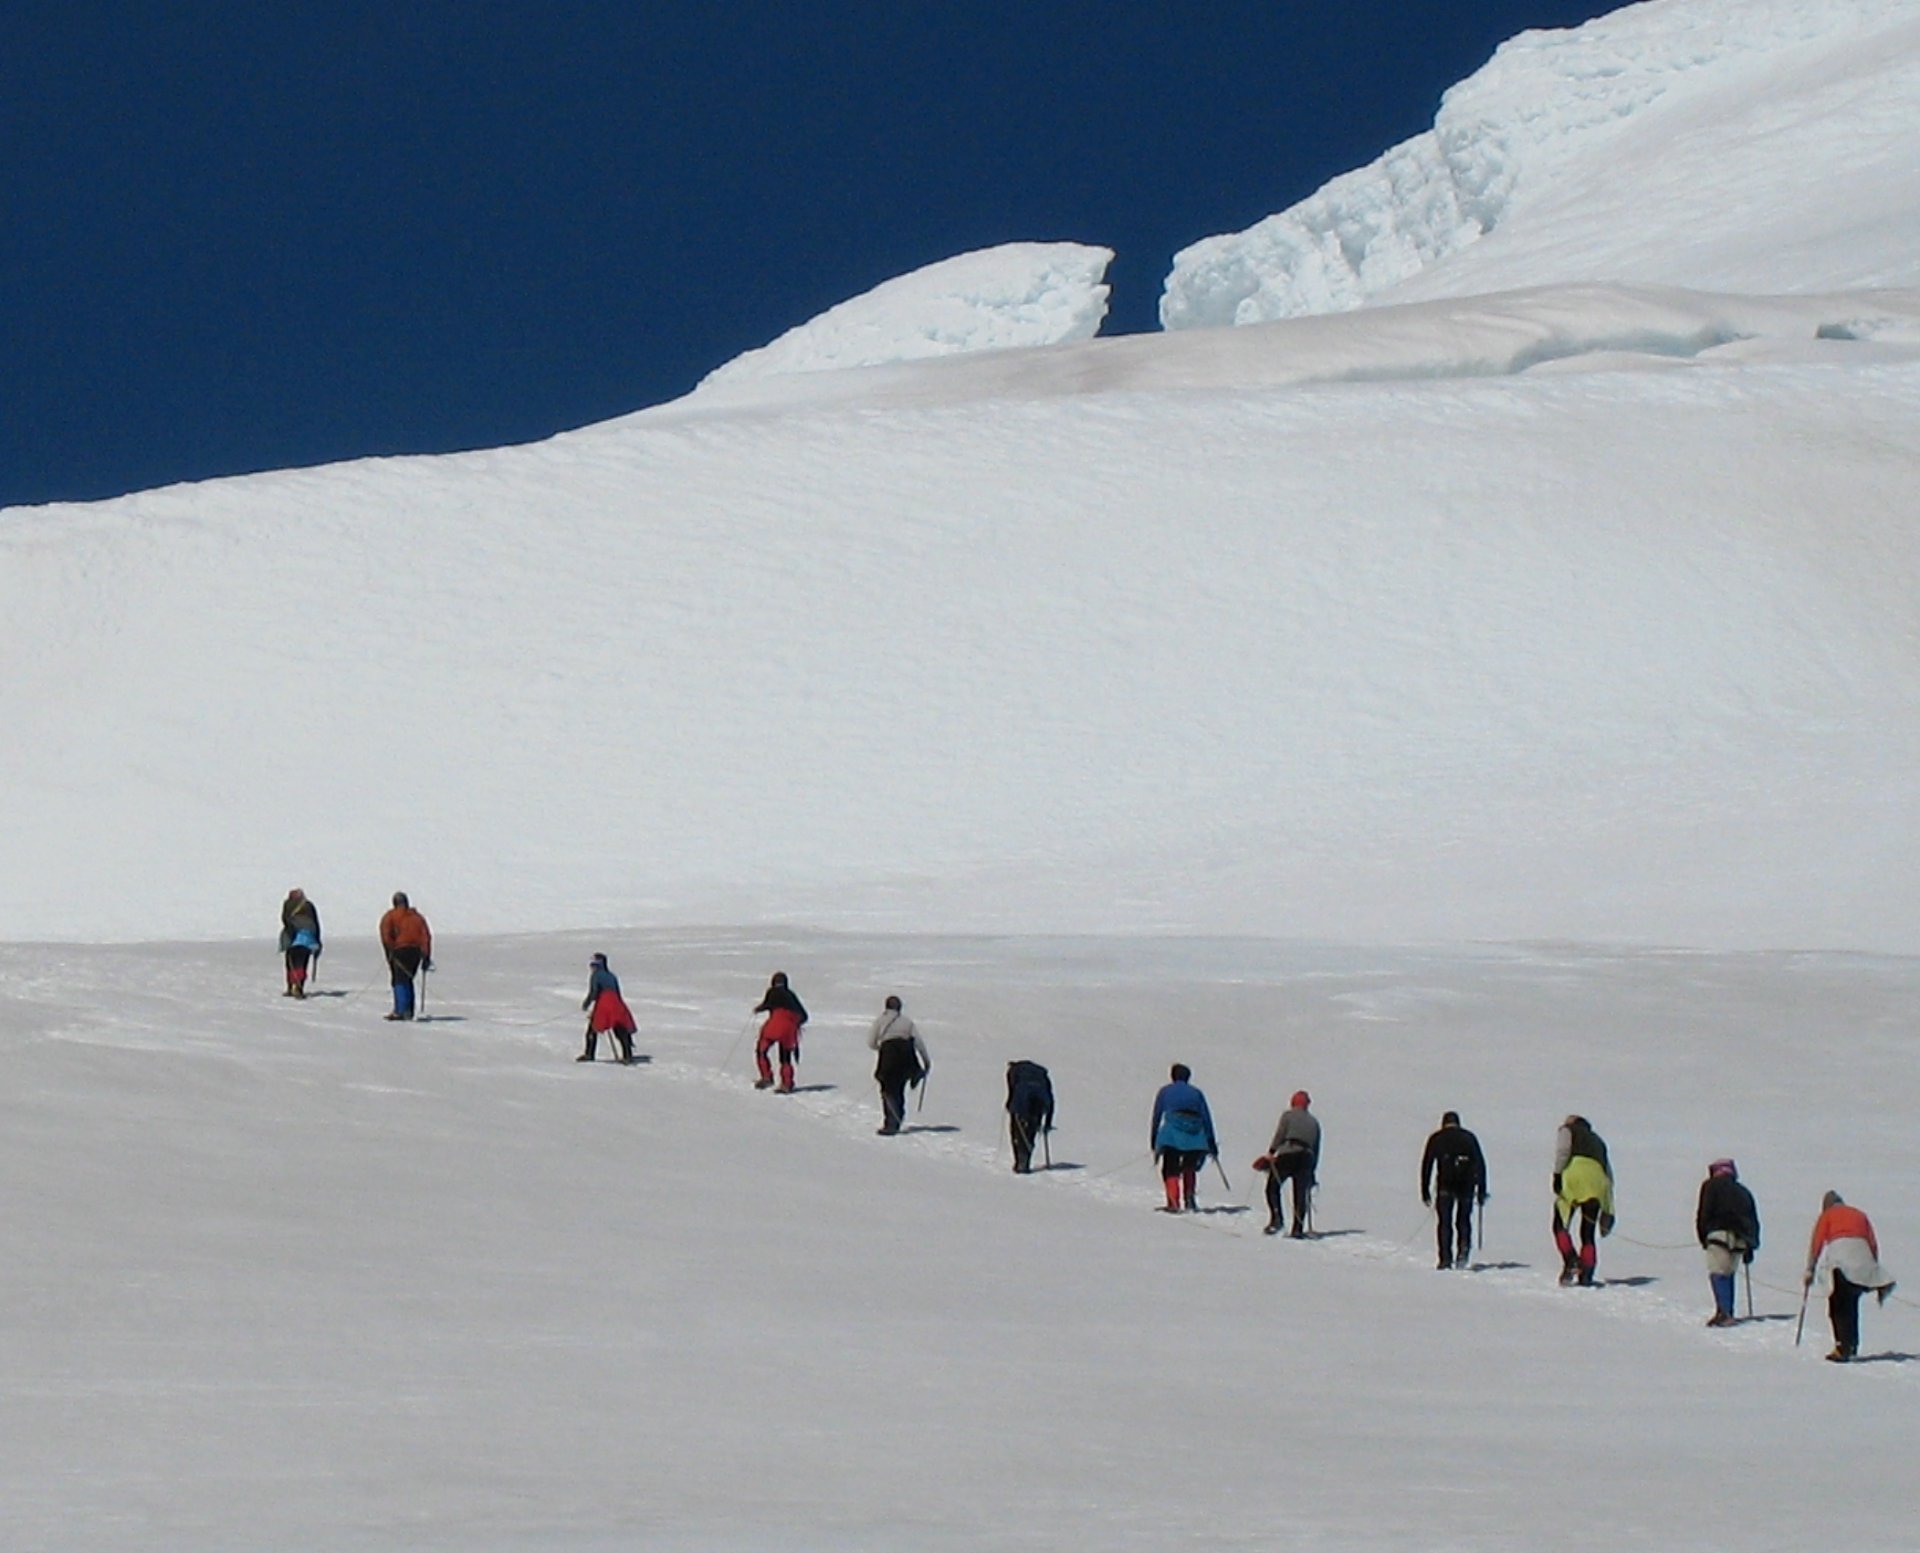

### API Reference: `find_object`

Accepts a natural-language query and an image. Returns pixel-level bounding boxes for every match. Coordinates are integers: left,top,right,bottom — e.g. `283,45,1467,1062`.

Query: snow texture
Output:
698,241,1113,388
6,280,1918,951
1162,0,1920,327
6,0,1920,1545
2,931,1916,1552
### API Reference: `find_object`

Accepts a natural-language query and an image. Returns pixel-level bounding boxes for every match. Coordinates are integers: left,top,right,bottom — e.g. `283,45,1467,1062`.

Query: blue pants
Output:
388,948,423,1018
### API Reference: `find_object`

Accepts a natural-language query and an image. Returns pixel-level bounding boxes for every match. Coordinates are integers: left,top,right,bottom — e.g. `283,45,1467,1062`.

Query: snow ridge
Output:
699,241,1113,389
1161,0,1920,327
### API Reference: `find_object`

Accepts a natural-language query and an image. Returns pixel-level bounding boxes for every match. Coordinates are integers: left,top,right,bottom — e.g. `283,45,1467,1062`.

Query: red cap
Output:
1291,1090,1310,1109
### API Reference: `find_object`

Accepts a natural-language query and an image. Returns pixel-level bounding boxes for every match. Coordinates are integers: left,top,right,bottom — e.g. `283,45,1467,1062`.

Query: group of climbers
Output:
1141,1061,1894,1359
278,888,430,1019
271,903,1898,1361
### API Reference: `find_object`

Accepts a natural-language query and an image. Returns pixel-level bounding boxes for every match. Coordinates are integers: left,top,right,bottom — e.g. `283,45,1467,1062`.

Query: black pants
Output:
1264,1152,1313,1230
583,1024,634,1062
1830,1270,1866,1356
874,1041,921,1134
1160,1148,1207,1179
1010,1106,1046,1172
878,1077,910,1133
1554,1200,1601,1280
1435,1192,1474,1266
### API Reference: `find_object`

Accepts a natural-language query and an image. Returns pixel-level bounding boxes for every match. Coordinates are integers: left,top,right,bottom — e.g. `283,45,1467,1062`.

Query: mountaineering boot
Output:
1162,1176,1183,1213
1182,1169,1198,1213
1558,1260,1579,1286
1826,1346,1854,1363
575,1052,593,1063
754,1078,773,1090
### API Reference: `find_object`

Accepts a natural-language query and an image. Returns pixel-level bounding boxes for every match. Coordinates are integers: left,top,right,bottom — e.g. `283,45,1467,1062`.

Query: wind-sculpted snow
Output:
1162,0,1920,327
4,282,1919,948
698,241,1112,388
670,282,1920,410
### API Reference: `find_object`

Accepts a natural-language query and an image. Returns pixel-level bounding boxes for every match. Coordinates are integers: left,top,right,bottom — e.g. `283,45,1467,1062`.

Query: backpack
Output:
1006,1060,1052,1116
1437,1148,1478,1192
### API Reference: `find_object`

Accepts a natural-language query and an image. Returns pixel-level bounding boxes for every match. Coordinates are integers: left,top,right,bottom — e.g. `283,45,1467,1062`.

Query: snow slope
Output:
3,931,1916,1551
7,0,1920,1547
7,0,1920,951
698,242,1112,388
5,281,1919,949
1162,0,1920,326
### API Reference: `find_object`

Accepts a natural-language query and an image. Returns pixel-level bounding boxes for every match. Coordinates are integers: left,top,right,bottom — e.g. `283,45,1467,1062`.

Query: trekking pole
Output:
418,961,428,1019
1743,1260,1755,1321
916,1072,929,1114
1795,1277,1811,1347
721,1015,754,1072
1042,1126,1052,1170
1478,1197,1487,1259
1212,1154,1231,1193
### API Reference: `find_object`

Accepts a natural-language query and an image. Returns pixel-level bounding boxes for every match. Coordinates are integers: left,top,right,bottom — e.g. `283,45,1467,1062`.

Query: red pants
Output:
756,1032,798,1090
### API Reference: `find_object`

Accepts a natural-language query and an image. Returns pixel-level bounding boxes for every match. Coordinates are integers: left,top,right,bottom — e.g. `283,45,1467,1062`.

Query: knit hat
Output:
591,953,607,966
1441,1110,1460,1126
1708,1158,1736,1178
1291,1090,1310,1109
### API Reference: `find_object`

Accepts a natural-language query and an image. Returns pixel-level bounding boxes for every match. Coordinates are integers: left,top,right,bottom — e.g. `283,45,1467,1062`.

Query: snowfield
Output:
5,0,1920,1545
4,932,1917,1552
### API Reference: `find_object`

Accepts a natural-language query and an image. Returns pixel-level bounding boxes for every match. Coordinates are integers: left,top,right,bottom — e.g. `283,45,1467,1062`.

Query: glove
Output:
1551,1172,1562,1196
1598,1211,1615,1238
1803,1269,1815,1289
422,957,433,973
1420,1194,1431,1208
1478,1191,1489,1205
1743,1248,1755,1265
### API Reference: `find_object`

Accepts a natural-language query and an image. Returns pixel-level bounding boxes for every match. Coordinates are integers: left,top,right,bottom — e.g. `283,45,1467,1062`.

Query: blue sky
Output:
3,1,1622,506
